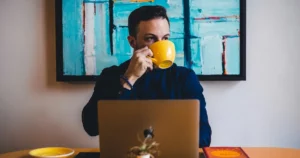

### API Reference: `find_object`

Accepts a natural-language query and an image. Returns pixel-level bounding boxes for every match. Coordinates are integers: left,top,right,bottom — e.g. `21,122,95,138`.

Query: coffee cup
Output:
148,40,176,69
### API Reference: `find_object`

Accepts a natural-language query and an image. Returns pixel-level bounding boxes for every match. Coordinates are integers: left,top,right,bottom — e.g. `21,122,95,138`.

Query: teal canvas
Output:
56,0,246,81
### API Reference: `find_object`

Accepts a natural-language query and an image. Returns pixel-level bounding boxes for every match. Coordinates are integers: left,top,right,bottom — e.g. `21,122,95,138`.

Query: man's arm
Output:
182,69,212,147
82,47,154,136
81,67,136,136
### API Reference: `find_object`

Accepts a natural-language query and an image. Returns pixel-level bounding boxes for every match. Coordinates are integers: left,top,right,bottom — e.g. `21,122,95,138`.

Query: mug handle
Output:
148,57,158,66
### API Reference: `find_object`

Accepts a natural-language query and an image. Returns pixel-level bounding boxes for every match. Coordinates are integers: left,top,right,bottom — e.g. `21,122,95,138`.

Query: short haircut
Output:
128,5,170,37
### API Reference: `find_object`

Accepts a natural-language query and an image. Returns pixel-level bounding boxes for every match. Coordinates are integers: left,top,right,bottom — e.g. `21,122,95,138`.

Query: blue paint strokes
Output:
191,0,239,10
94,2,118,74
114,27,133,64
224,35,239,38
168,0,185,67
94,3,102,67
226,38,240,74
171,38,185,67
200,36,223,75
194,17,239,23
62,0,84,75
190,38,202,74
190,0,240,75
62,0,240,76
84,0,108,3
183,0,191,68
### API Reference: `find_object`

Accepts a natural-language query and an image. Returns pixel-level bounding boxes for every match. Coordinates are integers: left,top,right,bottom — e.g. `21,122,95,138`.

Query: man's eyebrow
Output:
144,33,170,37
144,33,156,36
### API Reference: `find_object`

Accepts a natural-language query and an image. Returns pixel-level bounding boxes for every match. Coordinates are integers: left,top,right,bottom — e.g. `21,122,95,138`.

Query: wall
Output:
0,0,299,154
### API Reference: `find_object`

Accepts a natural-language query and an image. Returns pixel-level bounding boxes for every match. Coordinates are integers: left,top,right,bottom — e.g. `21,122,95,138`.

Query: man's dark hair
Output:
128,5,170,37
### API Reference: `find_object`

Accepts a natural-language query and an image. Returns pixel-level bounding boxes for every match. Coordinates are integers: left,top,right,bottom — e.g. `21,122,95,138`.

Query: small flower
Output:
128,134,160,158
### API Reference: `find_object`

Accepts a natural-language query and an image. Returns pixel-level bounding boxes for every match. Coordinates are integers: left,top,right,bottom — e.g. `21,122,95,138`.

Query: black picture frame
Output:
55,0,246,82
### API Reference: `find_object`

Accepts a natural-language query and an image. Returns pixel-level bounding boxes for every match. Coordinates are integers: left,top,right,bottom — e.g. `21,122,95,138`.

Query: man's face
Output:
128,18,170,50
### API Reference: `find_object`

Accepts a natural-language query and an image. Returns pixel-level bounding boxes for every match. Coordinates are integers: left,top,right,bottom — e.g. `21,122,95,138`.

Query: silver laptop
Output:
97,100,200,158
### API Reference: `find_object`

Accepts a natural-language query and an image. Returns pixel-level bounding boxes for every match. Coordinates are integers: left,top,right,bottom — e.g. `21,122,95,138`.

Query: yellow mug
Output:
148,40,176,69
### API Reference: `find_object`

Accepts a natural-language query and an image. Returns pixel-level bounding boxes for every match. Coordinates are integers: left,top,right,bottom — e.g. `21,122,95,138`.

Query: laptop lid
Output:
97,100,200,158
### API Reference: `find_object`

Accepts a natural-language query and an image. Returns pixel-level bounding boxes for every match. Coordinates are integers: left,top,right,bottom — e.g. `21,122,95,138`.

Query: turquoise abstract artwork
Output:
56,0,246,81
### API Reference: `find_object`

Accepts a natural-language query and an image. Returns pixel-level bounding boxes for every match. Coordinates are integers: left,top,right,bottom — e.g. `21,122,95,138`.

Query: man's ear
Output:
127,36,136,48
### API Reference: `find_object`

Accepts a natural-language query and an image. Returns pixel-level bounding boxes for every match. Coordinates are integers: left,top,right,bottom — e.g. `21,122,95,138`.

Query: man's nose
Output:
156,38,163,42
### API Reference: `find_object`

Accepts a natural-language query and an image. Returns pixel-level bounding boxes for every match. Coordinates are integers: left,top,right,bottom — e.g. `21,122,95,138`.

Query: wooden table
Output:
1,148,300,158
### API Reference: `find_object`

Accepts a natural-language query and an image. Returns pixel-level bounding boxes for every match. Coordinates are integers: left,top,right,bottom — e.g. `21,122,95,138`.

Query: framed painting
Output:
55,0,246,81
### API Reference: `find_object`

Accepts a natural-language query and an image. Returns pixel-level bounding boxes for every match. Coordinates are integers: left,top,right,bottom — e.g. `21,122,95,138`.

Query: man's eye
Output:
146,37,155,41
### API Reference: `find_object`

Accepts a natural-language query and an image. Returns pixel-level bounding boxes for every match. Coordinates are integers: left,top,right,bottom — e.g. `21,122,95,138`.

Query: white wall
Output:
0,0,299,154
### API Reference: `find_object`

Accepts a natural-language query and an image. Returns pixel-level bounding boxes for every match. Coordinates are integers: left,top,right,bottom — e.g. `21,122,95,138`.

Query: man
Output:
82,5,212,147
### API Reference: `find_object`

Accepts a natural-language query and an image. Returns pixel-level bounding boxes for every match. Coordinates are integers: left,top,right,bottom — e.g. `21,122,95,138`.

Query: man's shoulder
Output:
100,65,120,75
168,64,198,82
171,64,196,76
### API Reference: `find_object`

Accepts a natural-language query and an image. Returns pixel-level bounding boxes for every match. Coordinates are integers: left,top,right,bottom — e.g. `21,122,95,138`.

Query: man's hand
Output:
122,47,153,89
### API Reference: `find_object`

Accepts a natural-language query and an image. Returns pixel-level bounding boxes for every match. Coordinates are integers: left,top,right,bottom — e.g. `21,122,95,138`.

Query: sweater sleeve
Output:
81,67,136,136
182,69,212,147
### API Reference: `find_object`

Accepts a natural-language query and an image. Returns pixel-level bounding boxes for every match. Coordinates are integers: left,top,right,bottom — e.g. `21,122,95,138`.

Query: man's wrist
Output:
126,75,137,86
120,74,137,90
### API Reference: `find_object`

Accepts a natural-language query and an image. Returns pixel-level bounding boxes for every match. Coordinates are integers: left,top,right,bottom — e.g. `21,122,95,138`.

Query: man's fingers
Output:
137,47,153,57
135,46,148,54
145,57,152,65
146,49,153,57
134,46,154,58
143,60,153,71
140,60,153,71
147,62,153,71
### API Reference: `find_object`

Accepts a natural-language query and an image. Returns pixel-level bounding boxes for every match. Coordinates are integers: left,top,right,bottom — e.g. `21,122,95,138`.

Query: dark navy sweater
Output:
82,60,212,147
